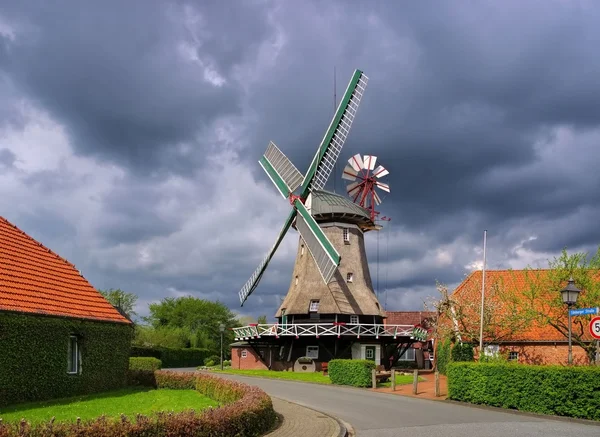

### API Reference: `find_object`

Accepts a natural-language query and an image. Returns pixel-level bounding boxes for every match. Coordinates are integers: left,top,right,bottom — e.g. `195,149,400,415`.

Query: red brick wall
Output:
231,346,269,370
474,343,590,365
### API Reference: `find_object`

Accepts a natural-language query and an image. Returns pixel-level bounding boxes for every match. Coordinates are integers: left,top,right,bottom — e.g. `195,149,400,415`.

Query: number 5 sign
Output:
590,316,600,340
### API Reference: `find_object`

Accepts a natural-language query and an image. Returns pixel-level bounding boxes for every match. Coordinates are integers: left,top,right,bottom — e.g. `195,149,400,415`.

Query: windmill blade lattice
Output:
342,154,390,221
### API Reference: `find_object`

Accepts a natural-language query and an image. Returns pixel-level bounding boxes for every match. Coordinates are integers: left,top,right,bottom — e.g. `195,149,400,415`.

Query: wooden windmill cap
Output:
309,190,374,228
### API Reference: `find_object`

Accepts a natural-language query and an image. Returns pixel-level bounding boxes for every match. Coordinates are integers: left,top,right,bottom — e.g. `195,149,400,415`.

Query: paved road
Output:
174,369,599,437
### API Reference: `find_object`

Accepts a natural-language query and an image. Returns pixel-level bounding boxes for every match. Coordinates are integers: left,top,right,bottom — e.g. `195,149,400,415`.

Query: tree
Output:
519,247,600,363
99,288,138,320
257,315,268,324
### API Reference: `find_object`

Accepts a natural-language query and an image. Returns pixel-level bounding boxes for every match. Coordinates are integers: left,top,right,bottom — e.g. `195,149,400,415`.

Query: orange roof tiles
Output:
0,216,131,324
385,311,435,326
452,270,596,342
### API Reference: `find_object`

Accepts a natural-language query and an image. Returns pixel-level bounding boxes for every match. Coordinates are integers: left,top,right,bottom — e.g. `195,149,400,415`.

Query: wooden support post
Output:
391,369,396,391
372,369,377,389
434,371,440,397
412,369,418,395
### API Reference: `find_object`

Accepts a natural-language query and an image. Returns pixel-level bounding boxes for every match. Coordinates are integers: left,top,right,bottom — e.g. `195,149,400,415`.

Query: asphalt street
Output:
174,369,599,437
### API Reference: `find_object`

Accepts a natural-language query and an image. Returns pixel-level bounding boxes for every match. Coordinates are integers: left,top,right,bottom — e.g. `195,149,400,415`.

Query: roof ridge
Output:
0,216,79,271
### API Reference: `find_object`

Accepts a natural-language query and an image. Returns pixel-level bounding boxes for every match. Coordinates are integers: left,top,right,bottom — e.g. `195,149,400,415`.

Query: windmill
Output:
239,69,369,307
342,154,390,222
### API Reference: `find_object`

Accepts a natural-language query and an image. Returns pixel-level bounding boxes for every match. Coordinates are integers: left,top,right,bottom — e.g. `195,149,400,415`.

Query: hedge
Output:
127,357,162,387
451,343,474,362
329,359,376,387
130,345,209,367
0,371,277,437
0,312,132,407
435,338,451,374
447,362,600,420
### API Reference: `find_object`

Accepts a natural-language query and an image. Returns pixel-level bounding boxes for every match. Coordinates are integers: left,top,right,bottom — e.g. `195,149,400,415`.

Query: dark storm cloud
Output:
0,0,273,174
0,148,15,168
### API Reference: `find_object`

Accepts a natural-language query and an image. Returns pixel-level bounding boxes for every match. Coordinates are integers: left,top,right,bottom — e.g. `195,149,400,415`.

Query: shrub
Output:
451,343,474,362
223,359,231,367
127,357,162,387
0,372,277,437
0,312,132,407
205,355,220,366
129,357,162,371
130,346,209,368
205,359,215,367
435,338,451,374
447,362,600,420
328,359,376,387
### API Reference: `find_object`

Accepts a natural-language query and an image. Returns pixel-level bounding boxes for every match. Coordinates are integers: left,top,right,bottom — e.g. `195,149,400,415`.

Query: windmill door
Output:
365,346,376,362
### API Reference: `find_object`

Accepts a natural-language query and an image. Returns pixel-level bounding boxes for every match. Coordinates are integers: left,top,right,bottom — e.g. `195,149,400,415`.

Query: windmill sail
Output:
259,142,304,197
239,209,296,305
301,70,369,194
294,199,340,283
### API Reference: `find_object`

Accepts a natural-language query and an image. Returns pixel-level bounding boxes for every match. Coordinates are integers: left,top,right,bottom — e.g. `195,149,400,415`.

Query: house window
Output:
350,315,359,324
484,344,499,357
398,347,416,361
67,335,79,374
309,300,319,312
306,346,319,359
241,350,248,358
343,228,350,244
366,348,374,360
347,272,354,283
508,351,519,361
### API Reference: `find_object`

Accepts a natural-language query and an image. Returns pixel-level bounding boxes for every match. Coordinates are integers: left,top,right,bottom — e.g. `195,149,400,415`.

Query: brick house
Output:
448,269,596,365
0,216,133,406
384,311,435,369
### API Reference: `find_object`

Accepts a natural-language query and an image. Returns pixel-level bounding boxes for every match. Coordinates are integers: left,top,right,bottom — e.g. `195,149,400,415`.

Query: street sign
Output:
590,316,600,340
569,307,599,316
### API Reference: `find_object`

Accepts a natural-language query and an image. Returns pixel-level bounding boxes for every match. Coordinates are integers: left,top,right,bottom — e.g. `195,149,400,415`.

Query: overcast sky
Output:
2,1,600,322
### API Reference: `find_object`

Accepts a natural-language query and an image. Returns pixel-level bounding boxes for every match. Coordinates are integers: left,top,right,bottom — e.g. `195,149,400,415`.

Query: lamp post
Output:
219,323,226,370
560,276,581,365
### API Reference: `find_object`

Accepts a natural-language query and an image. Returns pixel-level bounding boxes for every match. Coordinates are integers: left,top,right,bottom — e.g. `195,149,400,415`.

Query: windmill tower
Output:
232,69,426,371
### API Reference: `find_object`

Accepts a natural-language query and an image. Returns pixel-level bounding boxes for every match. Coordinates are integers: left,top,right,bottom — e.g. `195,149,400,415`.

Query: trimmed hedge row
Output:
0,371,277,437
0,312,133,407
130,357,162,371
329,359,376,387
447,362,600,420
130,345,209,368
127,357,162,387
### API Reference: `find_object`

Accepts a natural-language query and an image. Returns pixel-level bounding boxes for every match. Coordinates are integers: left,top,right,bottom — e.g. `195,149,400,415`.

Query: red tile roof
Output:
0,216,131,324
452,270,596,342
384,311,435,326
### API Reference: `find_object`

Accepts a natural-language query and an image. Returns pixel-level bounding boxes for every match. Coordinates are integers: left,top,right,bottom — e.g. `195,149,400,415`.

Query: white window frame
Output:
397,347,416,361
365,347,375,360
67,335,79,374
306,346,319,359
508,351,519,361
241,349,248,358
309,300,319,312
343,228,350,244
346,272,354,283
350,315,359,324
484,344,500,357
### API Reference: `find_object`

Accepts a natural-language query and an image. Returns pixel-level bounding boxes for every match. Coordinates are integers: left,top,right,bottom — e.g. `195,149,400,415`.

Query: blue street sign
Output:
569,307,599,316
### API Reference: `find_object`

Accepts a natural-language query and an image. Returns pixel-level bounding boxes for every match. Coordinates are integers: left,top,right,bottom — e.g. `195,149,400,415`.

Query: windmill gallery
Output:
231,69,431,372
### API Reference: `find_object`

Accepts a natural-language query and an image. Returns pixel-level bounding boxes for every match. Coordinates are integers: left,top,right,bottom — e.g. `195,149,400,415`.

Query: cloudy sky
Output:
2,0,600,322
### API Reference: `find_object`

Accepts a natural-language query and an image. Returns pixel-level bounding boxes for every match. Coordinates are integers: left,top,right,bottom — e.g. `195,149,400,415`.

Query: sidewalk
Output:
266,397,346,437
369,373,448,401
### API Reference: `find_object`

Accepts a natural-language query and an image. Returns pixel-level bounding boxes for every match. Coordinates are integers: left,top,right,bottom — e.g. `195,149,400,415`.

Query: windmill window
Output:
301,244,305,256
347,272,354,283
350,315,359,324
398,348,416,361
295,275,298,285
309,300,320,312
306,346,319,359
343,228,350,244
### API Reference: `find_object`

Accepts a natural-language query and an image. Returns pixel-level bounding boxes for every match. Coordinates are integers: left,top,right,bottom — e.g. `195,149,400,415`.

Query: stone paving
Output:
266,397,343,437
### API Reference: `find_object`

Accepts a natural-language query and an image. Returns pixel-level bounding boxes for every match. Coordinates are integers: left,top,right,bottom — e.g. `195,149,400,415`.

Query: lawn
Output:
209,369,419,387
0,388,218,425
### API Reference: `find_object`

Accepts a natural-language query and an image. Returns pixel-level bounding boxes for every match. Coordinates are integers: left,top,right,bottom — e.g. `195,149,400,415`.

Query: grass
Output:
210,368,332,384
0,387,218,425
377,375,425,388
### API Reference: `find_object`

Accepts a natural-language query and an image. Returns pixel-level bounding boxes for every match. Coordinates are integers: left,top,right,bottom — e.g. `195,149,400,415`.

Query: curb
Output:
443,399,600,427
270,396,349,437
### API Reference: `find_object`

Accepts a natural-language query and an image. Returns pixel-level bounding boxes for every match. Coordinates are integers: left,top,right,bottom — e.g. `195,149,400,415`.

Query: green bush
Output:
393,361,418,369
328,359,376,387
129,357,162,371
447,362,600,420
223,359,231,367
130,346,209,367
0,312,132,407
0,371,277,437
435,338,451,374
204,359,215,367
204,355,220,366
451,343,474,362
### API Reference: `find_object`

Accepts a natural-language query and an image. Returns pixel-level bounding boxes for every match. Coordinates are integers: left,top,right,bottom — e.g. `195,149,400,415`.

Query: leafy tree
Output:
257,315,268,324
519,247,600,363
99,288,138,320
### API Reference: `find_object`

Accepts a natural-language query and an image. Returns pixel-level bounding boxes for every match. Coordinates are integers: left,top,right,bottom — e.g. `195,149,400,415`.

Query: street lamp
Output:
219,323,226,370
560,276,581,365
